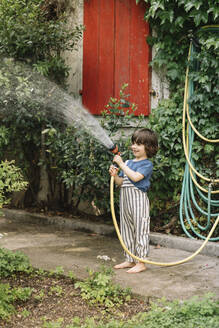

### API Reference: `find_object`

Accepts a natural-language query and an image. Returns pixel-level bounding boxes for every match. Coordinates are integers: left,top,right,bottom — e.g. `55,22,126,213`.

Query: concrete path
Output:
0,209,219,301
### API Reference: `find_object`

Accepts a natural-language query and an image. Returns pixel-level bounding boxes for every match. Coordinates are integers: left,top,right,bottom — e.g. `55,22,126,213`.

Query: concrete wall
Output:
62,0,84,99
63,1,169,110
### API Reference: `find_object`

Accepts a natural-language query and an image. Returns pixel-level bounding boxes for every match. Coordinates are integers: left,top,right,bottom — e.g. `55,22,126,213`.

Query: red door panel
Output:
83,0,150,116
129,0,150,116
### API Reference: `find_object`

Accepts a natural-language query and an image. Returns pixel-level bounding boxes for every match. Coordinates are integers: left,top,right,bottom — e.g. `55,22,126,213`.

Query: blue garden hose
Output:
180,25,219,241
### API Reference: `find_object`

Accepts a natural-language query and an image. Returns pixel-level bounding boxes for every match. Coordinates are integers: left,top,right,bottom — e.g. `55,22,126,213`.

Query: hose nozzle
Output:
109,144,120,155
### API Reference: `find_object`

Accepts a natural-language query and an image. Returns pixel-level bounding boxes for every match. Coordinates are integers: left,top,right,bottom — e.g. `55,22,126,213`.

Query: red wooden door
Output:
83,0,150,116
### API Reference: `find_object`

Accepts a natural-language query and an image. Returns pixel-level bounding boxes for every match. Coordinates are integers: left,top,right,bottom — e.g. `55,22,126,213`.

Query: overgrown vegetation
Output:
0,0,83,210
0,0,218,227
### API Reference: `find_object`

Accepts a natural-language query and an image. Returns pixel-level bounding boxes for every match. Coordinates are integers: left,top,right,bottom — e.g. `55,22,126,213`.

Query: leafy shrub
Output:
0,0,83,84
0,247,31,278
148,97,185,208
141,0,219,91
0,160,28,209
146,27,219,218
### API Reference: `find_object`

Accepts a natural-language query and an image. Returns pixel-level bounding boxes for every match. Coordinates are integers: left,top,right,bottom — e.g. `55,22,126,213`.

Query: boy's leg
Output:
114,188,135,268
120,188,136,263
126,190,150,273
134,191,150,261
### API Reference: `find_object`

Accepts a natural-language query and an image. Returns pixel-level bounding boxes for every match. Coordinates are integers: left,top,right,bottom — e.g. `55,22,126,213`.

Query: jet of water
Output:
0,57,114,150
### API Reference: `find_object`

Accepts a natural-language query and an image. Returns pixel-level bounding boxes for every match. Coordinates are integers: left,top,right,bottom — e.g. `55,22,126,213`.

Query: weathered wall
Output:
62,0,84,98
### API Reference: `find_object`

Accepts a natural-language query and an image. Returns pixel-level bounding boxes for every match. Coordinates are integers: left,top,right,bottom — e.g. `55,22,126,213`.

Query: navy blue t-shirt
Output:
119,159,153,192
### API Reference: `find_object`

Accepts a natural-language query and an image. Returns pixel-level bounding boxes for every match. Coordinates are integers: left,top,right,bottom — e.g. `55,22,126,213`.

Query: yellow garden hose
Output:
110,176,219,266
182,46,219,189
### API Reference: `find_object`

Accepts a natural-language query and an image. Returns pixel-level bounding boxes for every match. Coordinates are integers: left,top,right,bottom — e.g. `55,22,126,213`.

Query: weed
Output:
75,266,131,310
0,283,33,320
48,285,63,297
42,317,64,328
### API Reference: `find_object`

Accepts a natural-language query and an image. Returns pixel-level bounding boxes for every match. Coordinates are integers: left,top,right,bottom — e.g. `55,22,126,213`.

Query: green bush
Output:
141,0,219,91
146,25,219,217
0,0,83,209
0,0,83,84
0,160,28,209
0,247,31,278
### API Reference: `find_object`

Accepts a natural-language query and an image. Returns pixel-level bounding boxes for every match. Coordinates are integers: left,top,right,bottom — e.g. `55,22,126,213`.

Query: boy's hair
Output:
131,128,158,158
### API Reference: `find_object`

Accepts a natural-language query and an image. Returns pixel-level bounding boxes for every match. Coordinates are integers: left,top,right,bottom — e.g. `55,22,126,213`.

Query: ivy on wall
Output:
138,0,219,92
136,0,219,218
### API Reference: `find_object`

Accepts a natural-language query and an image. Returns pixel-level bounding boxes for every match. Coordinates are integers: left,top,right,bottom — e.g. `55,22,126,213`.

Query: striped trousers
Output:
120,184,150,262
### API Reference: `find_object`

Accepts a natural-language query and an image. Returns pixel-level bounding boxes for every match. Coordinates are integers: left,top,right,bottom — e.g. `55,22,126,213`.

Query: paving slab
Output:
0,212,219,302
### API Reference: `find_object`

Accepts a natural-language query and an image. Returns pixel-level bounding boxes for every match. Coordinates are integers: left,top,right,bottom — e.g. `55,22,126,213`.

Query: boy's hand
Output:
109,164,119,176
113,155,124,167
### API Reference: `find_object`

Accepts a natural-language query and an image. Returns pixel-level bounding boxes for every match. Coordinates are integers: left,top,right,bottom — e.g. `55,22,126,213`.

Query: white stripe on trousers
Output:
120,183,150,262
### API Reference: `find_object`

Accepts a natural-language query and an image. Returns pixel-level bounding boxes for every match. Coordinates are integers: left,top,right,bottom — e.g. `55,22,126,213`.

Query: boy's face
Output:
131,143,147,160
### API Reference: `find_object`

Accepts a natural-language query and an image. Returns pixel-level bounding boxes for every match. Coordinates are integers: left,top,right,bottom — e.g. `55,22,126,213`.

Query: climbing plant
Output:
139,0,219,91
135,0,219,218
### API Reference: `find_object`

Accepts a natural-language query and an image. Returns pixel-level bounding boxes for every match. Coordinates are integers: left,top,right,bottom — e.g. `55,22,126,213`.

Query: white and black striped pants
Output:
120,184,150,262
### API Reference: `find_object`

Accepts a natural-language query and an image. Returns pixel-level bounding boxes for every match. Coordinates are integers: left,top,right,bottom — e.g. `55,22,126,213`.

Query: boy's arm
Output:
113,175,124,186
113,156,144,182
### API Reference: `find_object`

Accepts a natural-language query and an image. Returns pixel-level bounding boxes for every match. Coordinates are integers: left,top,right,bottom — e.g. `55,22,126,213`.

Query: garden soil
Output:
0,210,219,302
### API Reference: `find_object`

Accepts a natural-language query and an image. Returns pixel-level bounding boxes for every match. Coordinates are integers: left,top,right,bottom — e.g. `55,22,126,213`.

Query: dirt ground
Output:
0,270,149,328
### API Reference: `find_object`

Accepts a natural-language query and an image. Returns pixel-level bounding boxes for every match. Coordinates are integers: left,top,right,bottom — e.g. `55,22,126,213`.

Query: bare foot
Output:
126,262,146,274
114,261,135,269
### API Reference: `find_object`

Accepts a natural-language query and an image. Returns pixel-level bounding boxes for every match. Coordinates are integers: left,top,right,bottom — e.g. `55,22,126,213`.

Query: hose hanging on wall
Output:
180,25,219,241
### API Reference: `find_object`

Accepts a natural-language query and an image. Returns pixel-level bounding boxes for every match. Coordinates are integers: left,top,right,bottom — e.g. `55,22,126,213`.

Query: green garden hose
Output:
180,25,219,241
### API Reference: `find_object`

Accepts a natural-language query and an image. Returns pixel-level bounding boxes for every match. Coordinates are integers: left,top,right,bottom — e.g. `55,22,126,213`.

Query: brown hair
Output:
131,128,158,158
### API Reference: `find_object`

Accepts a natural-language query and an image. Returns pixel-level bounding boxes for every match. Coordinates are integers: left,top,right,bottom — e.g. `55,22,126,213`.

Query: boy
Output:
109,128,158,273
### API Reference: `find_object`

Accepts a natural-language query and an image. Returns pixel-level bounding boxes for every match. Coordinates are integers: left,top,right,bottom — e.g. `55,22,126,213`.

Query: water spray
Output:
0,57,114,151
